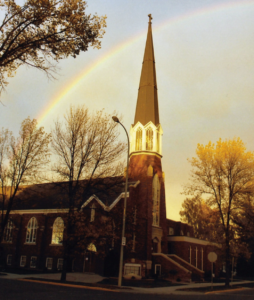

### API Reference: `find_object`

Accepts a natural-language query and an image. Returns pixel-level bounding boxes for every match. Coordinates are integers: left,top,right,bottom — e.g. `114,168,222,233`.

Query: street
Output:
1,278,254,300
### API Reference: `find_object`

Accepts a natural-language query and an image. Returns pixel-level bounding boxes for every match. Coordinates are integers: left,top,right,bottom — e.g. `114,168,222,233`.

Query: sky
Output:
1,0,254,221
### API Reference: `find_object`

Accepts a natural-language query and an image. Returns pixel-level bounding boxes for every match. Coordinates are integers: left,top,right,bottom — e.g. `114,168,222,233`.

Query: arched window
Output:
152,174,160,226
157,132,160,152
3,219,13,242
146,128,153,150
51,217,64,245
135,128,142,151
90,204,96,222
26,217,38,243
87,243,97,252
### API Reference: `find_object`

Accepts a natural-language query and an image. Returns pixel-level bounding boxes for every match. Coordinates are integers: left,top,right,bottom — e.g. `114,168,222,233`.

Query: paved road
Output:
1,278,254,300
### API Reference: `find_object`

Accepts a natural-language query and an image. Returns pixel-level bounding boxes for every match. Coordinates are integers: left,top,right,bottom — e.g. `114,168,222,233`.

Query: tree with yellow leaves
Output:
180,195,222,243
183,138,254,286
0,0,107,92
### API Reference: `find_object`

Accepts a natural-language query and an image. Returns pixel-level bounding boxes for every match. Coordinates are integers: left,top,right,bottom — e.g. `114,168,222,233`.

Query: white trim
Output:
167,236,221,247
80,193,130,212
167,254,204,274
152,253,191,274
80,195,107,211
154,264,161,275
108,192,129,211
129,180,140,188
130,151,162,158
130,121,163,155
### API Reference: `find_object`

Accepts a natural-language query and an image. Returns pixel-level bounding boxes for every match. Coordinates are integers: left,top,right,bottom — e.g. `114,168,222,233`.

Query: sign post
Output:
208,252,217,291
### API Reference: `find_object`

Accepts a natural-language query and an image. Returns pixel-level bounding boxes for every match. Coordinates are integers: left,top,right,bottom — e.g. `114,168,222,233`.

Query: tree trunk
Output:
60,258,67,282
61,194,74,283
225,233,231,287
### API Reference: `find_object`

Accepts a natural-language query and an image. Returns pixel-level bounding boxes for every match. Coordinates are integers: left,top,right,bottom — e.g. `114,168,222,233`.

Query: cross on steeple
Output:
148,14,153,22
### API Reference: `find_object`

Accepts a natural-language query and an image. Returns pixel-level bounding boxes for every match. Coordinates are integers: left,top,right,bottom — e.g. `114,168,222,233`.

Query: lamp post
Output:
112,116,130,287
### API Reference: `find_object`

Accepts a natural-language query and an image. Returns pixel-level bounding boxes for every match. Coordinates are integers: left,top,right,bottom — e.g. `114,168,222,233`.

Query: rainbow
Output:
37,0,254,126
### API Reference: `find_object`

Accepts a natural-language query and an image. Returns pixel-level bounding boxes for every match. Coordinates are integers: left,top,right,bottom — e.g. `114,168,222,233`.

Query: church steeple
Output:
130,15,163,157
134,14,159,126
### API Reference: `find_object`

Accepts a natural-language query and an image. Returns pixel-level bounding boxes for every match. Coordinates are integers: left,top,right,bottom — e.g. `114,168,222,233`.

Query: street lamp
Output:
112,116,130,287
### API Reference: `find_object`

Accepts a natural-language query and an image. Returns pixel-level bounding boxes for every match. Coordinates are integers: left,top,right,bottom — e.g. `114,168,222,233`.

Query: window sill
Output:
1,241,13,244
24,242,36,245
49,244,63,246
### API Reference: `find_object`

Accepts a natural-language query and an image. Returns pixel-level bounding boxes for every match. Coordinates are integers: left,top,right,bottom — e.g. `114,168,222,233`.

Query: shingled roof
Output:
2,177,139,212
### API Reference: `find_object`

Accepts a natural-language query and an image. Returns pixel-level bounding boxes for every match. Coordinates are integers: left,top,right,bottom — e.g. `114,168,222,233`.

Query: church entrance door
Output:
84,243,97,273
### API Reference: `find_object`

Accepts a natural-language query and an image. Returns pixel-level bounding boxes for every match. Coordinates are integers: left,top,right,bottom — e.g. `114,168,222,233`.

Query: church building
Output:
1,15,220,281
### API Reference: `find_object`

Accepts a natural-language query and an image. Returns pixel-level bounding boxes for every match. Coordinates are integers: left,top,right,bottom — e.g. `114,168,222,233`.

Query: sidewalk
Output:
1,271,254,295
128,280,254,295
0,271,104,283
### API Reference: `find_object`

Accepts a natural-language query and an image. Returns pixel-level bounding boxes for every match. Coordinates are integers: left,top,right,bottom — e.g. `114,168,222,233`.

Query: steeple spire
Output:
134,14,159,126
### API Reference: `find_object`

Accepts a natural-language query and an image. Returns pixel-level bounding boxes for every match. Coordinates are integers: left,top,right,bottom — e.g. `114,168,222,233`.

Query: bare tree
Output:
0,0,107,92
0,117,51,243
51,105,126,281
0,128,11,231
183,138,254,286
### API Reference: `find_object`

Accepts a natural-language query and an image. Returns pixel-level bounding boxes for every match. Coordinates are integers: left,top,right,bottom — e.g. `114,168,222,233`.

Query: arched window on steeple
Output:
135,128,142,151
157,131,160,153
146,128,153,150
152,174,160,226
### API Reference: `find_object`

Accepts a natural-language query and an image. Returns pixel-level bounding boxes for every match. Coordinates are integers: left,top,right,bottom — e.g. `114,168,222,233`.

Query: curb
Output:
18,278,119,292
205,287,246,294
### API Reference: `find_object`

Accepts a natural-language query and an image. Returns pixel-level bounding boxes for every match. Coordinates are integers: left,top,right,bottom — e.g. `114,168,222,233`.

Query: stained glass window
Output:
51,217,64,245
3,219,13,242
26,217,37,243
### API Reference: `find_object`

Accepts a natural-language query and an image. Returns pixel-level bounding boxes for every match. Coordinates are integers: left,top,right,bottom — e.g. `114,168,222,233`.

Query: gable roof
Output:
2,178,139,213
